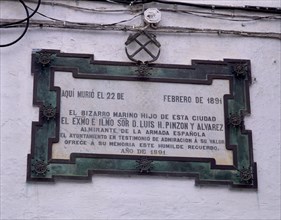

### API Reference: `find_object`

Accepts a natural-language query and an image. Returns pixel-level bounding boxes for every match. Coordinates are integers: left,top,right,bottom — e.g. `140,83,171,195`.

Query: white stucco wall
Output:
1,1,280,219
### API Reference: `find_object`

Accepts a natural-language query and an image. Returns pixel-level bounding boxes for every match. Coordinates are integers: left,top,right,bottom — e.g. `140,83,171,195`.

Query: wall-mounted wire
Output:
21,0,281,22
0,0,30,47
0,0,41,47
161,8,281,22
1,0,280,47
0,0,41,28
24,0,136,13
2,18,280,40
77,0,281,14
23,5,143,26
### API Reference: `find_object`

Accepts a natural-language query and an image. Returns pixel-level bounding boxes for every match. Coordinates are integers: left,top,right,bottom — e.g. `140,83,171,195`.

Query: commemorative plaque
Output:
27,49,257,188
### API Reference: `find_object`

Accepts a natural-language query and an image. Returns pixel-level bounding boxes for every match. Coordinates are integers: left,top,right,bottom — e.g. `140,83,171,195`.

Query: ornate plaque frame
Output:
27,49,257,189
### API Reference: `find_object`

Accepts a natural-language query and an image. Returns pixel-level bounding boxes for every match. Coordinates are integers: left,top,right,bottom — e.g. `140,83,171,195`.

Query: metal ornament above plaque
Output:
27,49,257,189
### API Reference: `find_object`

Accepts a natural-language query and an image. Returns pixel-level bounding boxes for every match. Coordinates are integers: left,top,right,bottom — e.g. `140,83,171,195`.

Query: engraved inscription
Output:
52,71,233,165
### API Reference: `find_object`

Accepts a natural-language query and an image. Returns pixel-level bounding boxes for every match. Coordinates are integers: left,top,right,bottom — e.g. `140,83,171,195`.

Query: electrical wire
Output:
0,0,41,28
87,0,281,14
2,18,280,40
24,0,135,13
161,8,281,22
21,0,281,22
4,3,268,32
0,0,280,47
8,0,281,15
0,0,30,47
24,5,143,26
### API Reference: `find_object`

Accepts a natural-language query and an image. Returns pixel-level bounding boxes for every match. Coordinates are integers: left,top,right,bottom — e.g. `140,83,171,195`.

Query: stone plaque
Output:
27,49,257,188
53,73,232,165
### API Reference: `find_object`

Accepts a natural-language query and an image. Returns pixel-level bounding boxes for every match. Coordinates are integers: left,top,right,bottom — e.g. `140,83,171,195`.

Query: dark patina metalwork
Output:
228,112,244,127
125,30,161,63
125,30,161,77
136,157,154,173
41,104,56,121
237,166,253,183
27,49,257,189
32,159,49,176
232,63,249,79
37,52,54,66
135,61,152,77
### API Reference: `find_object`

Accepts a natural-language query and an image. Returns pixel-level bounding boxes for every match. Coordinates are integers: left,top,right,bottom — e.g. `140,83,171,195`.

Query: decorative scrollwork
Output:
136,157,153,174
32,159,49,176
237,166,253,183
37,52,54,66
232,63,248,79
228,112,243,127
135,61,152,77
41,104,56,121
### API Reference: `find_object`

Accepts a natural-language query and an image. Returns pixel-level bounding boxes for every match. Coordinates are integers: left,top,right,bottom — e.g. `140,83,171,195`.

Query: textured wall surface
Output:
0,1,280,219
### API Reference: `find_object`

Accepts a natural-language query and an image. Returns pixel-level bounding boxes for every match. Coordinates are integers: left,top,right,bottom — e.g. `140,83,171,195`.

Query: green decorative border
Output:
27,49,257,188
